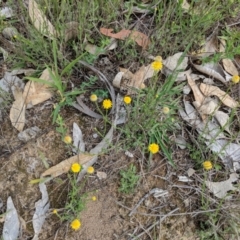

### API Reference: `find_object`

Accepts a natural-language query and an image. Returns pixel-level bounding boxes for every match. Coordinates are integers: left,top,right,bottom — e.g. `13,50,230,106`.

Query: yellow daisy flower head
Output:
203,161,213,170
92,196,97,201
53,209,58,214
148,143,160,154
90,94,98,102
232,75,240,84
70,219,81,231
123,96,132,104
87,166,94,174
163,106,170,114
71,163,81,173
151,60,163,71
102,99,112,109
64,135,72,144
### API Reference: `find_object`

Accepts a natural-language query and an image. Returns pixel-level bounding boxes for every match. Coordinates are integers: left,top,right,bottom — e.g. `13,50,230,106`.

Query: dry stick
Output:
133,208,179,239
129,188,161,217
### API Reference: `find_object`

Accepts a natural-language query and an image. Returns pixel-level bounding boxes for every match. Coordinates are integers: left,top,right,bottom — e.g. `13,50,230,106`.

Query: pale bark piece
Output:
219,38,226,53
200,83,238,108
32,183,50,240
28,0,57,39
64,21,79,42
193,63,227,85
205,173,239,199
112,72,124,88
2,197,20,240
41,153,95,178
222,59,238,76
23,68,53,107
10,89,25,131
97,171,107,180
100,28,150,49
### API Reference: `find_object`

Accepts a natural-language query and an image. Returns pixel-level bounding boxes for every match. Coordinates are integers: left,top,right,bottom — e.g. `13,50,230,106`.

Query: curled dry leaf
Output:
29,0,57,39
100,28,150,49
193,63,227,85
10,88,25,131
23,68,53,107
205,173,239,199
113,64,155,94
200,83,238,108
64,21,79,42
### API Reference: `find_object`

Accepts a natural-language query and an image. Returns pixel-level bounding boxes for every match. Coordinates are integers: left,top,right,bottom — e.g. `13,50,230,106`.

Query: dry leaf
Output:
9,88,25,131
32,183,50,240
186,73,205,104
100,28,150,49
222,59,238,76
193,36,217,57
200,83,238,108
193,63,227,85
113,64,154,94
64,21,79,42
41,153,95,178
196,97,219,115
163,52,188,72
214,111,231,133
219,38,226,53
85,43,98,55
208,139,240,170
23,68,53,107
72,122,85,154
205,173,239,199
29,0,57,39
2,197,20,240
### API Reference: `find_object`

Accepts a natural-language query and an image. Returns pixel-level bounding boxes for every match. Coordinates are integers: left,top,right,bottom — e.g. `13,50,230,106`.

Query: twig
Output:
133,208,179,239
129,188,161,216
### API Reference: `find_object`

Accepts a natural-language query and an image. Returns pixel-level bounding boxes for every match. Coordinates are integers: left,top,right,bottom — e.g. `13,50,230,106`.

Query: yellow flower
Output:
148,143,160,154
203,161,213,170
64,135,72,144
163,106,170,114
53,209,58,214
92,196,97,201
70,219,81,230
71,163,81,173
232,75,240,84
102,99,112,109
90,94,98,102
87,166,94,174
151,60,163,71
123,96,132,104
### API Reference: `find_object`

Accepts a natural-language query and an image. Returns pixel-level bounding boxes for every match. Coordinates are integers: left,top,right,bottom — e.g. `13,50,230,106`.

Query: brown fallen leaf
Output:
222,59,238,76
114,64,155,94
41,153,96,178
29,0,57,39
200,83,238,108
9,88,25,131
100,28,150,49
23,68,53,107
186,73,205,104
64,21,79,42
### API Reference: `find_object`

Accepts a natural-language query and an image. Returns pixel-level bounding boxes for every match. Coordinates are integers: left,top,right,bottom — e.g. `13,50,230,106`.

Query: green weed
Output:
119,164,140,194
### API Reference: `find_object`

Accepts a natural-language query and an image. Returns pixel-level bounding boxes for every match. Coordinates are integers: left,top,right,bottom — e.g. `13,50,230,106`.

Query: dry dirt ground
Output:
0,100,199,240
